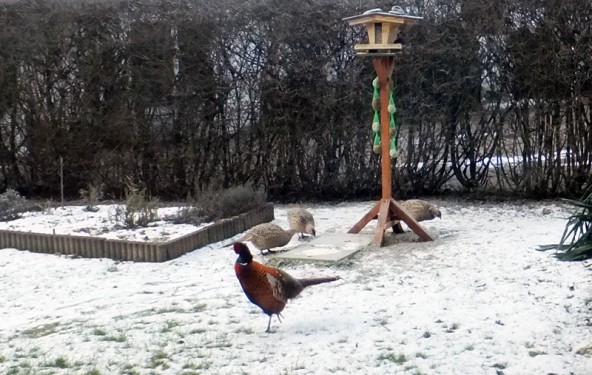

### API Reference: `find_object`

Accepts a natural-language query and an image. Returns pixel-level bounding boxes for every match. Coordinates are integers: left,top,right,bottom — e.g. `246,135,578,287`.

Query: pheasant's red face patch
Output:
232,242,245,254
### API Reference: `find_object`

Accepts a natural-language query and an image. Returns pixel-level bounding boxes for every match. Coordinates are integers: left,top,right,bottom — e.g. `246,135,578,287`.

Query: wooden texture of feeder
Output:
344,8,432,246
343,11,422,56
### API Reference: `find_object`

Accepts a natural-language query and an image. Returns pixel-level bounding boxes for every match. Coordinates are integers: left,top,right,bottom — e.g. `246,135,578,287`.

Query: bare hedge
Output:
0,0,590,201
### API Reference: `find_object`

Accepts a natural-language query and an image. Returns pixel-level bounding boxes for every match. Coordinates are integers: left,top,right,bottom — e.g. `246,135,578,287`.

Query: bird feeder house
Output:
344,7,432,247
343,8,422,56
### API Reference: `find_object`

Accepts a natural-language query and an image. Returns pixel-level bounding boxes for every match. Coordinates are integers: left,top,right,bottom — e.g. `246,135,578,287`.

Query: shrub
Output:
113,184,159,228
168,183,266,224
538,185,592,260
168,205,207,226
0,189,29,221
198,183,266,221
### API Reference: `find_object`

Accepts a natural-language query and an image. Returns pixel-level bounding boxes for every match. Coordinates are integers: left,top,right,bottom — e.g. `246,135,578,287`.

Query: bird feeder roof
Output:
343,11,422,26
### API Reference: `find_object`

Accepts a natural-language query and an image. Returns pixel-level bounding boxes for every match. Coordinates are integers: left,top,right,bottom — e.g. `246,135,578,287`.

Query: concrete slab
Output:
272,233,373,263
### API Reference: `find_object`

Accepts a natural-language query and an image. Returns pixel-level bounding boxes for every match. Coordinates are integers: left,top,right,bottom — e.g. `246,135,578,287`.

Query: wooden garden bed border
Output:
0,203,274,262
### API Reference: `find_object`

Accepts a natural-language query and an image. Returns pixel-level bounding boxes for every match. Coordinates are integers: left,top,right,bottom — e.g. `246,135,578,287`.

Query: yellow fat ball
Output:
373,144,381,154
372,121,380,132
372,98,380,111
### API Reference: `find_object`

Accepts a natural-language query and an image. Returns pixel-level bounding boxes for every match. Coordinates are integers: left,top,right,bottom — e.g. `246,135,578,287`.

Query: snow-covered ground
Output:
1,199,591,375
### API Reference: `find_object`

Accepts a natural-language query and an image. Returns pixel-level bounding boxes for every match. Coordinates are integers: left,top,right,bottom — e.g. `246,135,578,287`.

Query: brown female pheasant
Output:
236,223,297,255
287,208,316,239
232,242,340,333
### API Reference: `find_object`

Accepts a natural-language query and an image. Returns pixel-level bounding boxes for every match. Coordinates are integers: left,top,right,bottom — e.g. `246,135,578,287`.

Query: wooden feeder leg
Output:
348,201,380,234
372,198,391,246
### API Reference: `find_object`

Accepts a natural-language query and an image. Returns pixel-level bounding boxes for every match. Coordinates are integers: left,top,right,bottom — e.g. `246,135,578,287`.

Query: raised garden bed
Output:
0,203,274,262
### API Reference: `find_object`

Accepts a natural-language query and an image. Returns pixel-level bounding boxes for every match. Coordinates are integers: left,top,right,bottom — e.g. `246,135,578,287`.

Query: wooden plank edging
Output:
0,203,274,263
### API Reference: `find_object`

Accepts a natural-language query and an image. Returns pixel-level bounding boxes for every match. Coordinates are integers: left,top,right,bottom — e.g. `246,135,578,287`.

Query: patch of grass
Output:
121,364,140,375
7,364,34,375
86,369,102,375
377,352,408,365
13,347,40,360
206,340,232,349
157,307,186,314
92,327,107,336
21,322,59,338
45,356,70,368
183,361,212,371
189,328,206,334
101,334,127,343
192,303,207,312
148,351,169,369
161,320,179,333
415,352,428,359
0,355,6,363
576,345,592,356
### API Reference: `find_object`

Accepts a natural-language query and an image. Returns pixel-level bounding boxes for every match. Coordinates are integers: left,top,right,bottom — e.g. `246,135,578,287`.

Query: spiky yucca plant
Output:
539,185,592,261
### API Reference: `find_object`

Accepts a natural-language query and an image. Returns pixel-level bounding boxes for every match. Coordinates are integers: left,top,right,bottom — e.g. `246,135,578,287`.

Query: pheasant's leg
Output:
266,315,272,333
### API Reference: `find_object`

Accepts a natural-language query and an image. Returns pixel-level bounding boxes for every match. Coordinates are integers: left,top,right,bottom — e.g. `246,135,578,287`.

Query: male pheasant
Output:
232,242,340,332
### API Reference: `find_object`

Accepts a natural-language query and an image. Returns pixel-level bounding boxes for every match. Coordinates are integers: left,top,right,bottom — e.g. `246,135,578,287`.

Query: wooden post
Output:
374,56,394,200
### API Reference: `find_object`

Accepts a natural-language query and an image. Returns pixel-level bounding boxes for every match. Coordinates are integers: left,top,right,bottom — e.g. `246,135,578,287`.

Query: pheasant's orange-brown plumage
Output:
234,262,287,316
232,242,340,332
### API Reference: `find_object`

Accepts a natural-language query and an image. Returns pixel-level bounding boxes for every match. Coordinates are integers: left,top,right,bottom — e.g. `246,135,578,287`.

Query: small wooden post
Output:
344,8,433,246
60,156,64,208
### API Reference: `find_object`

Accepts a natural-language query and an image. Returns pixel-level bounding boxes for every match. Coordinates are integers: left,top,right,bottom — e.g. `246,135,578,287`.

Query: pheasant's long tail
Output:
299,276,341,289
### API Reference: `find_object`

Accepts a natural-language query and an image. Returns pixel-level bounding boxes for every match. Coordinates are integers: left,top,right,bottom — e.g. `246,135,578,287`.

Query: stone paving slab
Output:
272,233,373,263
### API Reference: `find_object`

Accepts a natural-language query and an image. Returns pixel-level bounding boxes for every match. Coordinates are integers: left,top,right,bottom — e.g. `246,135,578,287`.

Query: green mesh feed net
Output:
371,77,398,159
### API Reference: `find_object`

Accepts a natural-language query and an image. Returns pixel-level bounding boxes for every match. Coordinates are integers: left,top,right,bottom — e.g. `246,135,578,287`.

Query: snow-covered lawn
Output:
0,199,591,375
